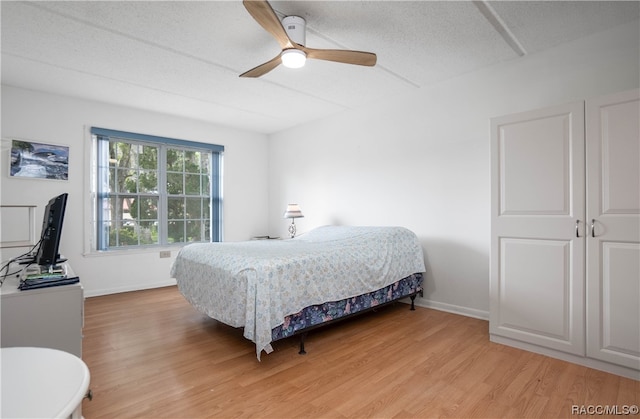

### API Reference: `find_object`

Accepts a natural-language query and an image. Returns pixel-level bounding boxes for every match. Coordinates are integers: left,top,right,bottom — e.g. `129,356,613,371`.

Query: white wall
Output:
1,86,270,296
2,20,638,313
267,20,640,318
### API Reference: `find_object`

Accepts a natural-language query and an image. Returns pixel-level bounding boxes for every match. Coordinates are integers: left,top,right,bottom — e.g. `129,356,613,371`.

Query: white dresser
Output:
1,263,83,357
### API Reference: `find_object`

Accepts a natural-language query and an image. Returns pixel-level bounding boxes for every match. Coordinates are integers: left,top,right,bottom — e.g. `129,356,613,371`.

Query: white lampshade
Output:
281,49,306,69
283,204,304,219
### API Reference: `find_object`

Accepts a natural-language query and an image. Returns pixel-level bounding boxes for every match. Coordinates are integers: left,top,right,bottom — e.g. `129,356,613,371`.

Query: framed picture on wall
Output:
9,139,69,180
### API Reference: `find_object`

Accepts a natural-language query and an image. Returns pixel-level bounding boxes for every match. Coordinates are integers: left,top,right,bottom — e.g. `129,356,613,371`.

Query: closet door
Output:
490,102,585,355
586,89,640,370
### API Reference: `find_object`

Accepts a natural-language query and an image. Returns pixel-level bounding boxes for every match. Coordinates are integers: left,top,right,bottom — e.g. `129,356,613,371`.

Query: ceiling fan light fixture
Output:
281,49,306,69
239,1,376,78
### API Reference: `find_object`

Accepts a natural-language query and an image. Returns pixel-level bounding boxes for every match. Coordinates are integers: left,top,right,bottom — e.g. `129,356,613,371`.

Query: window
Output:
91,127,223,251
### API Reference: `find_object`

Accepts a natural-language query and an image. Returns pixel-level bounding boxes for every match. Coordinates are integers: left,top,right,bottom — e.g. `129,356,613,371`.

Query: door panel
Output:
600,100,640,213
586,89,640,370
498,238,573,342
499,115,571,215
491,101,585,355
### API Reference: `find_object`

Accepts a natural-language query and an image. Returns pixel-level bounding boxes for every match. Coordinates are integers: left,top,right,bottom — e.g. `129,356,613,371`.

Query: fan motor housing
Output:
282,15,306,46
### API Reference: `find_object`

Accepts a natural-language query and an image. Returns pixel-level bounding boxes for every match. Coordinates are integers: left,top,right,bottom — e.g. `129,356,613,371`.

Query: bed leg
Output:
410,294,416,311
299,333,307,355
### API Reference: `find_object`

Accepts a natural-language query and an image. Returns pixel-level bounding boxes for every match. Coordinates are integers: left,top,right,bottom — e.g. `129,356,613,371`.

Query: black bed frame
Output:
288,290,423,355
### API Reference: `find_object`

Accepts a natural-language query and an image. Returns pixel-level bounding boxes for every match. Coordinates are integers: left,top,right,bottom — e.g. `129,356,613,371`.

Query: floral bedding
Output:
272,272,423,341
170,225,426,360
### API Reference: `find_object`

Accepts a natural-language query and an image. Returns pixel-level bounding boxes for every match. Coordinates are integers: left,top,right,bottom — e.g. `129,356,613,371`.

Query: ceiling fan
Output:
240,0,377,78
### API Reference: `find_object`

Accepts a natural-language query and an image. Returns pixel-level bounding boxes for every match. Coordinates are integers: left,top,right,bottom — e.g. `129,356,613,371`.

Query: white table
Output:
1,347,90,418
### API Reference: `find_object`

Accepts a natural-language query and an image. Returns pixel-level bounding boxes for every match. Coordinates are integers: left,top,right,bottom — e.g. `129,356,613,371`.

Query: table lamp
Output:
283,204,304,238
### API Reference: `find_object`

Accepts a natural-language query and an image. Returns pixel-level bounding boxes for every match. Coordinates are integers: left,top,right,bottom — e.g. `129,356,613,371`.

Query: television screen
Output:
35,193,68,267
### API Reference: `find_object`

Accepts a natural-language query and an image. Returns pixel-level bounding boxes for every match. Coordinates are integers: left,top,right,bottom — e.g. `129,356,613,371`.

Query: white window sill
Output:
82,245,185,258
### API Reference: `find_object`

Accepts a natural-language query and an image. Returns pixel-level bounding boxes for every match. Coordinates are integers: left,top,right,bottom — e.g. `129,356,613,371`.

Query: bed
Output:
170,225,426,360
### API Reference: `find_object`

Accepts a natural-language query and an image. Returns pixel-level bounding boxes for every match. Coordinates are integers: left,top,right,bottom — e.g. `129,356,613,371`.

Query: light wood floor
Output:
81,286,638,418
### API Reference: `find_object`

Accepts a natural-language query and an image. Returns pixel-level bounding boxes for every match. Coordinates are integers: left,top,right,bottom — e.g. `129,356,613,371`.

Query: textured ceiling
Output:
2,1,638,134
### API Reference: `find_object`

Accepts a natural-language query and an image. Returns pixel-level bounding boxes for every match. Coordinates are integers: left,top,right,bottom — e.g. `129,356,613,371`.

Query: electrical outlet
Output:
159,251,171,258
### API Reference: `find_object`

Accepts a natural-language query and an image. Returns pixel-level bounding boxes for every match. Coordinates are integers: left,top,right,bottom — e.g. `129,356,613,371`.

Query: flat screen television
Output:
35,193,68,267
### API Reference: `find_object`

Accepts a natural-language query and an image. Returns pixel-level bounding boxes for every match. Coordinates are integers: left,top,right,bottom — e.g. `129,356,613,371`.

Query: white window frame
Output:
85,127,223,253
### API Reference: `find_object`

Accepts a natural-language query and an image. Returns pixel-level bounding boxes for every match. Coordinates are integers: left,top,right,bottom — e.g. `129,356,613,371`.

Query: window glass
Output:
91,127,223,250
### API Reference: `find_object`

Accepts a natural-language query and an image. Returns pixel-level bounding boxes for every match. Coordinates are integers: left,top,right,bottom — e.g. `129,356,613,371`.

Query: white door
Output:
490,101,585,355
586,89,640,370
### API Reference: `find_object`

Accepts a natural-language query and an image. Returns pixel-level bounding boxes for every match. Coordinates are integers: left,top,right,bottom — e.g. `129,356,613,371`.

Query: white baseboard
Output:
409,298,638,380
88,285,490,323
414,298,489,321
84,279,177,298
490,334,640,381
87,284,489,321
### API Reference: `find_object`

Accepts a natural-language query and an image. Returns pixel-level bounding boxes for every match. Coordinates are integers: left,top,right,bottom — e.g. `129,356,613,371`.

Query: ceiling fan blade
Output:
240,54,282,78
243,0,293,49
302,47,377,67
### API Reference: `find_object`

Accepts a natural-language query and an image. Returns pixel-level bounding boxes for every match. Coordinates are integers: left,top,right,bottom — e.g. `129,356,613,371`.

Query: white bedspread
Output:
170,225,426,359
